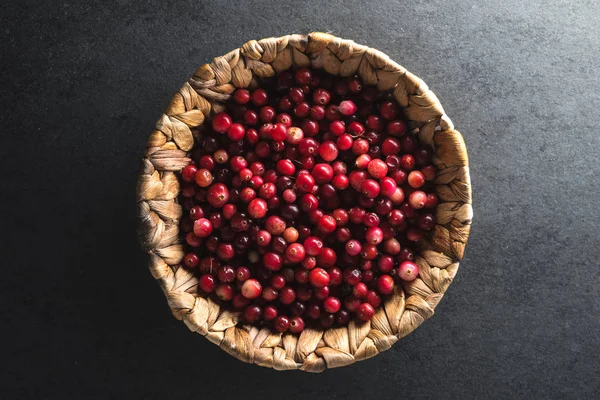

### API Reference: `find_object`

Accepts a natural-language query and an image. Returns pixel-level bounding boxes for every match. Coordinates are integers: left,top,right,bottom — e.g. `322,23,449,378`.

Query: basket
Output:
137,32,472,372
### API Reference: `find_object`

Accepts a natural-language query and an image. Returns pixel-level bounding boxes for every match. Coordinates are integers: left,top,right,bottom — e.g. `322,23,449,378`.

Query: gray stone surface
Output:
2,0,600,398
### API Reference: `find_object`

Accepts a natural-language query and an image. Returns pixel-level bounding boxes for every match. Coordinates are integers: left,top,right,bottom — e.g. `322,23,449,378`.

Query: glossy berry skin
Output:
397,260,419,281
312,163,334,184
241,279,262,299
199,275,216,293
263,252,283,271
212,112,232,133
377,275,395,295
323,297,341,313
357,302,375,321
193,218,213,238
309,268,330,288
274,315,290,332
251,89,268,106
181,164,198,182
285,243,306,263
247,198,268,219
289,316,305,333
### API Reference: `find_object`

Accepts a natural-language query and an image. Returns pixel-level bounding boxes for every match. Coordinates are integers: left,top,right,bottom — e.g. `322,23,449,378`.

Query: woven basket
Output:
137,32,472,372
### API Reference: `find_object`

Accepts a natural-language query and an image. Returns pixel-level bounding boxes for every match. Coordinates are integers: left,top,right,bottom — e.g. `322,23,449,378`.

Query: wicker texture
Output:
137,32,472,372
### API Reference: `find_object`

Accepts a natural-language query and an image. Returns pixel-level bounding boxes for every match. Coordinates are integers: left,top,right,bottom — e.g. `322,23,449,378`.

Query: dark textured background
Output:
2,0,600,398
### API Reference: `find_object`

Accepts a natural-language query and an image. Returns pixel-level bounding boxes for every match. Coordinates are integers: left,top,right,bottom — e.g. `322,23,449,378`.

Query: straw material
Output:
137,32,472,372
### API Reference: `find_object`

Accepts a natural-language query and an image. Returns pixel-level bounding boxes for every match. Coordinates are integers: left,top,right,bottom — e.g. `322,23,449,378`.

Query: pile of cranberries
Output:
178,68,438,334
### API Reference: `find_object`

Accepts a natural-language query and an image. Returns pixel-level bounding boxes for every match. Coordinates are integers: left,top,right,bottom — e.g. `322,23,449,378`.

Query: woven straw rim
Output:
137,32,472,372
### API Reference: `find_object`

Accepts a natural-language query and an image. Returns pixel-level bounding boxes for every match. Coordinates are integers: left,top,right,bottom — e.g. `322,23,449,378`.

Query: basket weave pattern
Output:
137,32,472,372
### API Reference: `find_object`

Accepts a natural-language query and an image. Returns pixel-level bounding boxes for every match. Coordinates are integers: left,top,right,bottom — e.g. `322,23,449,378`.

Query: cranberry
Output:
207,183,230,208
343,268,362,286
367,159,388,179
366,115,384,131
361,179,380,199
274,315,290,332
353,282,368,298
263,251,283,271
183,253,199,268
357,303,375,321
379,101,399,120
309,268,330,288
279,287,296,304
216,283,234,301
247,198,268,219
329,120,346,136
365,290,382,308
398,261,419,281
193,218,213,238
289,316,305,333
323,297,341,313
408,170,425,188
181,164,198,182
313,88,331,105
337,134,353,151
186,232,202,247
285,243,306,263
251,89,268,106
212,112,232,133
377,275,395,295
199,275,216,293
409,190,427,209
347,121,365,136
319,313,335,328
338,100,357,116
352,138,370,155
387,120,406,136
319,141,339,162
307,304,321,319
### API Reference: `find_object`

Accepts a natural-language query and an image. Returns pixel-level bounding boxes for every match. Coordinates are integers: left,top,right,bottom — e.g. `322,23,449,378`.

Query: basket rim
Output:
136,32,472,372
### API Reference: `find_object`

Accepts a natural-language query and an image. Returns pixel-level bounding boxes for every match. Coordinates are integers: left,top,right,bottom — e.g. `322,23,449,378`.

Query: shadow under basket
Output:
137,32,472,372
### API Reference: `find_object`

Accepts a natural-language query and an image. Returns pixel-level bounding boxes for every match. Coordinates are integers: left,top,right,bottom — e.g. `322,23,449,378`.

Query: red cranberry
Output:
361,179,380,199
377,275,395,295
319,313,335,328
279,287,296,304
186,232,202,247
193,218,213,238
365,290,381,307
216,283,234,301
387,120,406,136
271,274,286,290
357,303,375,321
274,315,290,332
338,100,357,116
236,266,251,282
247,198,268,219
399,261,419,281
207,183,230,208
212,112,232,133
251,89,268,106
241,279,262,299
299,193,318,212
243,305,263,323
352,139,370,155
308,268,330,288
361,244,378,260
367,159,388,179
285,243,306,263
181,164,198,182
337,134,353,151
408,170,425,188
353,282,368,298
183,253,199,268
217,265,236,282
366,115,384,131
323,297,341,313
264,215,286,235
408,190,427,209
199,275,216,293
343,268,362,286
263,305,278,321
263,252,283,271
313,88,331,105
318,141,339,162
328,120,345,136
289,316,305,333
311,163,334,184
347,121,365,136
379,101,399,120
233,88,250,104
